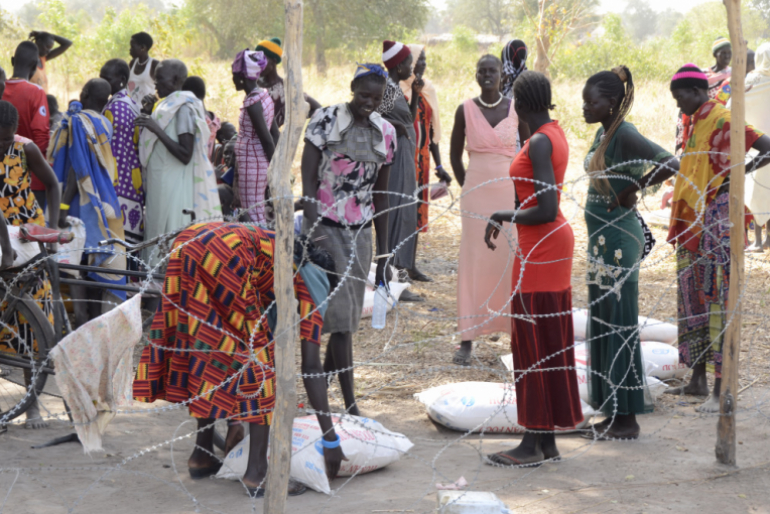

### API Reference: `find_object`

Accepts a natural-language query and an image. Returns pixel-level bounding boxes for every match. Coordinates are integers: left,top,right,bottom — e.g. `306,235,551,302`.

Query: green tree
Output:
622,0,658,43
445,0,517,36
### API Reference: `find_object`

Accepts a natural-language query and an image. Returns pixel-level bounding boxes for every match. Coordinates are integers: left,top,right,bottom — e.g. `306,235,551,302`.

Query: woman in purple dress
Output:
100,59,144,244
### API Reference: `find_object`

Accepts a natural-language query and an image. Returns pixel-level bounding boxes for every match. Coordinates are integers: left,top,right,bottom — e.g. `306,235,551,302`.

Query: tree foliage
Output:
445,0,517,36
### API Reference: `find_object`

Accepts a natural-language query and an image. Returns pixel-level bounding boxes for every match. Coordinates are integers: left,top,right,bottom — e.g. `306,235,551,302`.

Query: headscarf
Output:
750,42,770,80
399,44,442,142
354,62,388,80
501,39,528,97
232,49,268,81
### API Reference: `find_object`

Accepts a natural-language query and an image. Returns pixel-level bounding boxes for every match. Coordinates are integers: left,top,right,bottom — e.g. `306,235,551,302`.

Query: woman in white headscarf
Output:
399,44,451,282
743,43,770,248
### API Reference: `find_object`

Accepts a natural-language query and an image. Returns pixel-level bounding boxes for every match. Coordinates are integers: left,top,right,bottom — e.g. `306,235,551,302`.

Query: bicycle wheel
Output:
0,293,56,423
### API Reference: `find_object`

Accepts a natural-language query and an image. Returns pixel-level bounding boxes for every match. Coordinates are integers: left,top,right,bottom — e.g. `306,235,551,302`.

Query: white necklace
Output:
477,93,503,109
137,56,150,66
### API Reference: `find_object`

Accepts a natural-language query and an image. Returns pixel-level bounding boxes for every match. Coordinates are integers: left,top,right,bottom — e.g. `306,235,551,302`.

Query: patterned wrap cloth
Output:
235,89,274,224
49,102,127,298
103,89,145,244
670,99,763,378
133,222,325,424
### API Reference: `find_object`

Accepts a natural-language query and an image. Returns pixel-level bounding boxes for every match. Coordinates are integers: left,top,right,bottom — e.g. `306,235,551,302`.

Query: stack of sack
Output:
415,309,682,434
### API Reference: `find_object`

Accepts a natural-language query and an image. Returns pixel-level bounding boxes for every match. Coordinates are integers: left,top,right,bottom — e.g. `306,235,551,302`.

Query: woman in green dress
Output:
581,66,679,439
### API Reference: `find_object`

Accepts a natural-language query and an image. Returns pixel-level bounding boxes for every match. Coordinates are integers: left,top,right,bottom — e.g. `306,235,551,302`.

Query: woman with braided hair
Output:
484,71,582,466
581,66,679,440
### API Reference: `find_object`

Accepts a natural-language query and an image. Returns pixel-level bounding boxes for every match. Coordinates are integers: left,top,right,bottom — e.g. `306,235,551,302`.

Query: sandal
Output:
399,290,425,303
485,452,543,468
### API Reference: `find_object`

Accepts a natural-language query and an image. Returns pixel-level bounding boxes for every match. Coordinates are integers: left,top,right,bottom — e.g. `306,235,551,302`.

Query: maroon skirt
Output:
510,288,583,430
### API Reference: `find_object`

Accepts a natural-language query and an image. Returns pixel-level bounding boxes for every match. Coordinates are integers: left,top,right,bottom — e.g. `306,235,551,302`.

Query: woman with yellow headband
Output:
256,37,321,128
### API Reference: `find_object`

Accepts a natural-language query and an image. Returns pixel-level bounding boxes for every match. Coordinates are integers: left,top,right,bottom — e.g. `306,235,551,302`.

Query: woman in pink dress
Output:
449,54,530,365
232,49,278,224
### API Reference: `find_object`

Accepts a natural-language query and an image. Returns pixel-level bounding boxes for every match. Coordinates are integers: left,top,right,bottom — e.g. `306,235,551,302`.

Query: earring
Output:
609,107,614,116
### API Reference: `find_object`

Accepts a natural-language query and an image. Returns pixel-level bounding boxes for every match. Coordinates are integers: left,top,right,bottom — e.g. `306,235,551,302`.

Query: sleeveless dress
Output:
235,89,274,224
457,98,519,340
508,121,582,430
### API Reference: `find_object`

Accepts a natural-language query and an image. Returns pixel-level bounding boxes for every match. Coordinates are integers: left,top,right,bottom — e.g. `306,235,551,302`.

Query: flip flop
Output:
408,269,433,282
188,463,222,479
485,452,543,468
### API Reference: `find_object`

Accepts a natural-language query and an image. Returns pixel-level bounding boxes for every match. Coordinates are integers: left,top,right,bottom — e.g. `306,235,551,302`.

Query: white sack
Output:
216,415,413,495
414,381,594,434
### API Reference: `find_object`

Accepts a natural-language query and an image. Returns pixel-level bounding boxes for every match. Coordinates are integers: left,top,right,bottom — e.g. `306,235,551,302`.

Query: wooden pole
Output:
716,0,746,467
265,0,305,511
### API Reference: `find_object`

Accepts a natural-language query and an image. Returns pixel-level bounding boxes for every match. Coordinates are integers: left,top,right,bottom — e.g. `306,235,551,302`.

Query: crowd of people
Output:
2,27,769,495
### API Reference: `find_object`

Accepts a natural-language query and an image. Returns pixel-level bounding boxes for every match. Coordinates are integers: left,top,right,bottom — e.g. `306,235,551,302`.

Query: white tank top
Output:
128,58,157,105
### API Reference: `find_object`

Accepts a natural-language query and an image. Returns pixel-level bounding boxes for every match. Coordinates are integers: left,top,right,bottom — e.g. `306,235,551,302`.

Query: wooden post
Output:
265,0,305,511
716,0,746,467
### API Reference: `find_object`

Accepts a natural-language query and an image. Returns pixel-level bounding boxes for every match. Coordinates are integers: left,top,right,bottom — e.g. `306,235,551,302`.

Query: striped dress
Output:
133,222,323,424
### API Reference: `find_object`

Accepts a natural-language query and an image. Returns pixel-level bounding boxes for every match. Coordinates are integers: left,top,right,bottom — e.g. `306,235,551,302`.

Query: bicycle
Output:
0,221,184,427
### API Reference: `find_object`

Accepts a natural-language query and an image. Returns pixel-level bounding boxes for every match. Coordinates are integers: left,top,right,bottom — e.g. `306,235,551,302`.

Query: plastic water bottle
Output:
372,282,388,329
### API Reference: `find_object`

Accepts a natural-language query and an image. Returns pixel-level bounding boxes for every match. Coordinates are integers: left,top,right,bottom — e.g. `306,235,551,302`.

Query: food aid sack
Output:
216,415,413,494
56,217,87,266
414,381,594,434
502,345,670,404
361,263,410,318
572,308,677,345
0,226,41,266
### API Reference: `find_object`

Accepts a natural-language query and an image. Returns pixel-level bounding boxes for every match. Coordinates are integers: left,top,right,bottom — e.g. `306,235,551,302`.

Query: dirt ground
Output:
4,158,770,513
2,383,770,514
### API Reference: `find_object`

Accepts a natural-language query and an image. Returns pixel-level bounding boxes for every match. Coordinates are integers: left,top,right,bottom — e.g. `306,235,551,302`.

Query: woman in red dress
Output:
484,71,583,466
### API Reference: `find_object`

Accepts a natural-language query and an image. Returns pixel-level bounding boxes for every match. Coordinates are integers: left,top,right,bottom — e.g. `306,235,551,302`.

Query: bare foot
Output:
664,382,709,397
747,243,764,253
695,394,721,413
24,402,49,429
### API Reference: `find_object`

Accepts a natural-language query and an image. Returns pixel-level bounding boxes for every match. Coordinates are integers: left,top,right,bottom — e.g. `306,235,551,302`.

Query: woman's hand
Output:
58,209,70,229
412,77,425,97
393,122,408,139
608,187,639,212
484,213,503,251
323,445,348,480
135,114,162,135
435,167,452,184
140,94,157,115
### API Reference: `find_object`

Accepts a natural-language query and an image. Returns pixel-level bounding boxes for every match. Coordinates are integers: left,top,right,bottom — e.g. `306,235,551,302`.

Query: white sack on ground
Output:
572,308,677,345
216,415,413,494
501,343,675,405
414,381,594,434
49,294,141,453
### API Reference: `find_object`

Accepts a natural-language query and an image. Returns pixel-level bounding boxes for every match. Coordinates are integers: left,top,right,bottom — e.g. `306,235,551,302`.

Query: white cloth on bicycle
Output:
49,294,142,453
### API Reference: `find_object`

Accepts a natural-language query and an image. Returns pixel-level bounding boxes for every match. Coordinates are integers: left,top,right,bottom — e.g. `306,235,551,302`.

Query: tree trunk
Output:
310,0,327,75
534,34,551,79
